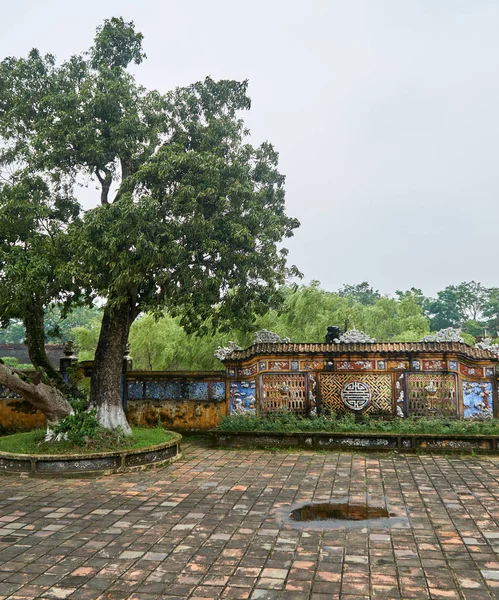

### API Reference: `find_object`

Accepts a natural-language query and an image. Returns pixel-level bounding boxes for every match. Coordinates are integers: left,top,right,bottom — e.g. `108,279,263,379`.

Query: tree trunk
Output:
90,297,136,435
0,362,73,426
24,295,65,386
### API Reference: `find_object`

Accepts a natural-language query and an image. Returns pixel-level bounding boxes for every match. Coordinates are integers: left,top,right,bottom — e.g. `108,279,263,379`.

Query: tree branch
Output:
95,168,112,205
0,363,73,425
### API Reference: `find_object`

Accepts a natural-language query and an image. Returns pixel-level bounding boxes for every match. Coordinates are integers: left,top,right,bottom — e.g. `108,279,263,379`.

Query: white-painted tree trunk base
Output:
96,404,132,436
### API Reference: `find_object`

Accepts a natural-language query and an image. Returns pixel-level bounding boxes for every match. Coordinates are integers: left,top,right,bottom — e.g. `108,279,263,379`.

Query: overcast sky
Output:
2,0,498,298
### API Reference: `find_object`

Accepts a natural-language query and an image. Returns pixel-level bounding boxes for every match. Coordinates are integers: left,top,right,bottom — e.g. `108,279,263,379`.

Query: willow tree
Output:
0,18,299,434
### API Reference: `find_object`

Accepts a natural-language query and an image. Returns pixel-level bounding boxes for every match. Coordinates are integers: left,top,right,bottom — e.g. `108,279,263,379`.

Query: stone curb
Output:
210,430,499,454
0,432,182,476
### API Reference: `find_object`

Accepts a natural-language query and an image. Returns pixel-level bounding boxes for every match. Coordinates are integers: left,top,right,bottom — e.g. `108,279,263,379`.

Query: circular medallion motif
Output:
341,381,370,411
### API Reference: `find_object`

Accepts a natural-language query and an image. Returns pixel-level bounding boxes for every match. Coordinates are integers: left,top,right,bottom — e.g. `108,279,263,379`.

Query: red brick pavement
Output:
1,441,499,599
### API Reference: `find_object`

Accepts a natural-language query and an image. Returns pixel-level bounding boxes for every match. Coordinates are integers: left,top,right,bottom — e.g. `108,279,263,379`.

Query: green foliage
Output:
51,397,101,447
0,357,32,370
0,320,25,344
44,305,102,342
364,294,430,341
90,17,145,69
71,313,103,361
69,75,300,335
338,282,380,306
0,174,81,333
0,17,300,422
426,281,493,334
2,280,497,374
219,413,499,435
484,287,499,338
125,281,430,370
0,427,174,454
130,313,221,371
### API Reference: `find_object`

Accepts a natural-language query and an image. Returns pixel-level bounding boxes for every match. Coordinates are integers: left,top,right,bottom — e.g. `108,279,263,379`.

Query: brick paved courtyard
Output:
3,443,499,599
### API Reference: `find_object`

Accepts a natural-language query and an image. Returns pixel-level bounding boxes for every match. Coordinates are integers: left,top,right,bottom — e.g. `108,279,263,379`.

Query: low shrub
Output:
50,397,101,447
219,411,499,435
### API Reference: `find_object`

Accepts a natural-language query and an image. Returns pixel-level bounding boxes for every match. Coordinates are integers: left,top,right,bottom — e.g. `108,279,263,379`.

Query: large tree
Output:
426,281,490,332
0,18,299,434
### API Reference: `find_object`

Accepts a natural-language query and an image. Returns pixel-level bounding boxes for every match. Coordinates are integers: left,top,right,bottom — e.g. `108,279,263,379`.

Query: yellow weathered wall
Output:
0,398,226,433
0,399,46,433
126,399,226,430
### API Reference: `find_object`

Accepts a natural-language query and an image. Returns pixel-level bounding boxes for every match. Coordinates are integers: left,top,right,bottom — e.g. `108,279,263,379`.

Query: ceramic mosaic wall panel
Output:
308,373,318,416
229,381,256,414
187,383,210,400
462,381,493,419
211,382,226,401
387,361,409,370
240,364,257,377
422,360,446,371
130,380,222,402
300,359,324,371
407,373,457,418
127,382,144,400
336,360,375,371
144,382,169,400
395,373,406,417
144,381,209,401
261,374,307,416
268,361,289,371
319,373,393,416
460,364,483,377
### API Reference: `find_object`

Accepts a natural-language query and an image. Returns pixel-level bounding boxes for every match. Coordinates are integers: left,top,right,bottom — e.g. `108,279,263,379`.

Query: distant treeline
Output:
1,281,497,371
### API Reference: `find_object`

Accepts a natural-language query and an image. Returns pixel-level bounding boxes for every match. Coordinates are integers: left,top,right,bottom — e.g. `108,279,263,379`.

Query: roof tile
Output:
224,342,497,362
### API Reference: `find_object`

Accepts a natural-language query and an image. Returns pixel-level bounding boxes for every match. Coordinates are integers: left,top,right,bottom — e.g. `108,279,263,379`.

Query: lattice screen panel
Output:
407,373,457,418
261,374,307,416
319,373,393,416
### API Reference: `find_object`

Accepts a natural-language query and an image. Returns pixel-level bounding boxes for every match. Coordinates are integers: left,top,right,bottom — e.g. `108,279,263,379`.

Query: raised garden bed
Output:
210,430,499,454
0,432,182,476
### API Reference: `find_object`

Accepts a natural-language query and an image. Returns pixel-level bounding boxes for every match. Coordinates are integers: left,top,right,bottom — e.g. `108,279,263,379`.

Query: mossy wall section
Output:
0,399,46,434
126,399,226,430
0,397,225,433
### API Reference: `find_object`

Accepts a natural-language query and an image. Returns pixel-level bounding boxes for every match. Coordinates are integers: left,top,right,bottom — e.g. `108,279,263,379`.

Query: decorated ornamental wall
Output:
222,342,498,420
2,339,499,434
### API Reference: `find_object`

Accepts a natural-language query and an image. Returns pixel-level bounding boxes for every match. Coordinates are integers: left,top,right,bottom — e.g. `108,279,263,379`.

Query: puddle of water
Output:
289,502,391,522
274,499,409,531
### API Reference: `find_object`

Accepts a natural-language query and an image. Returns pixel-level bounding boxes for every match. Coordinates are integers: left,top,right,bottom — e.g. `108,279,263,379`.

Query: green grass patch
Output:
220,412,499,436
0,427,176,455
